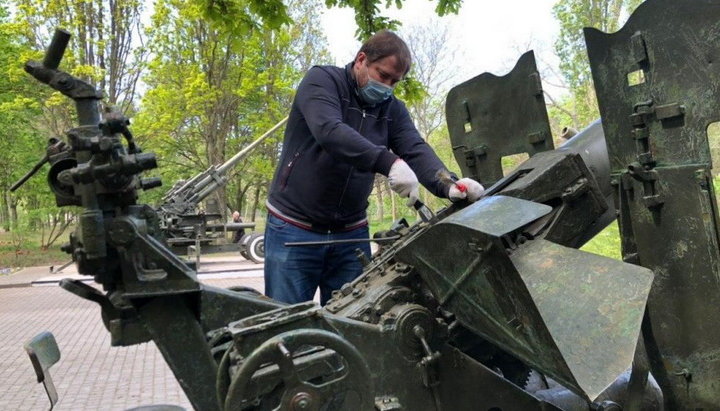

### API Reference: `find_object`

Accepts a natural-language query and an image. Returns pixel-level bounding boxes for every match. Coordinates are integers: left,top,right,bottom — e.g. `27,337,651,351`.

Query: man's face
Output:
354,52,404,88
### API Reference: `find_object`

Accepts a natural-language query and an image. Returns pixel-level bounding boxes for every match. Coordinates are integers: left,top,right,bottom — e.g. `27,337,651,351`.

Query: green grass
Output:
369,213,622,261
0,209,622,270
249,216,266,233
0,230,69,269
579,221,622,260
0,216,269,270
368,213,419,234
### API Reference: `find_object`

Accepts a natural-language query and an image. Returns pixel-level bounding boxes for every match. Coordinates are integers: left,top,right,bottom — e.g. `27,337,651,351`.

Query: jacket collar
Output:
345,61,361,98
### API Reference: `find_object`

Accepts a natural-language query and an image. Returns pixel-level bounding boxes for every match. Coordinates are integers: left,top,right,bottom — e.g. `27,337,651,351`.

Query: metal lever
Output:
59,278,119,316
10,154,49,192
10,138,68,192
284,236,400,247
412,199,435,223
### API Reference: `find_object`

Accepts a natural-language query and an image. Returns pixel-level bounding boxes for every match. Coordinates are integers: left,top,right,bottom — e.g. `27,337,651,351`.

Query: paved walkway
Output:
0,257,267,411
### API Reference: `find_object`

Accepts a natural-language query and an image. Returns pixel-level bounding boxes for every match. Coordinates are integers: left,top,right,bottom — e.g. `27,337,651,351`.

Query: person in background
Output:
264,30,484,305
231,211,245,243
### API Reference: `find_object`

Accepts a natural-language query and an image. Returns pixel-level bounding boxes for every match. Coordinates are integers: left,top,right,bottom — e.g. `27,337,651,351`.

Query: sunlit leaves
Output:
195,0,291,34
324,0,462,40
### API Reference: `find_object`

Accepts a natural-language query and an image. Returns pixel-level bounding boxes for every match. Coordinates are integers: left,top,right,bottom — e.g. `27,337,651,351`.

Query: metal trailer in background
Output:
157,117,288,263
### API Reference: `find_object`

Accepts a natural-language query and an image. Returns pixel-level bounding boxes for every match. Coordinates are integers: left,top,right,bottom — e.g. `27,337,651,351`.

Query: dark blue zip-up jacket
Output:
267,63,452,230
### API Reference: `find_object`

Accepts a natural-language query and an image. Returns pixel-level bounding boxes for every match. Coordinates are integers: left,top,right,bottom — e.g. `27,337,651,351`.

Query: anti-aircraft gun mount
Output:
10,30,161,205
18,0,720,409
158,118,288,263
10,27,285,265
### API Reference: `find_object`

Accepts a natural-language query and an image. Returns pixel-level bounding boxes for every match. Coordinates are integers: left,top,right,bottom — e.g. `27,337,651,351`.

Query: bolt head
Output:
291,392,313,410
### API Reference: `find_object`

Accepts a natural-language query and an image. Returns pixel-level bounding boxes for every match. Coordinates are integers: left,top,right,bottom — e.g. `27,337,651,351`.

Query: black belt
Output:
268,209,367,234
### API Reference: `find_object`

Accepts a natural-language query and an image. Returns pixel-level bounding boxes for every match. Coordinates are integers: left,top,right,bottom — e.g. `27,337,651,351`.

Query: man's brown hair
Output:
357,30,412,75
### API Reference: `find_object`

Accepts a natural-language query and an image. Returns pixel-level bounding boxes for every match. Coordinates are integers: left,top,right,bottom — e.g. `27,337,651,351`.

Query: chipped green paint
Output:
397,196,653,401
586,0,720,407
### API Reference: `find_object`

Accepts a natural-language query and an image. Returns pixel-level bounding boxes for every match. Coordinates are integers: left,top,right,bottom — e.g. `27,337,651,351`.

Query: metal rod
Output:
172,116,289,209
217,116,289,175
284,236,400,247
10,155,49,192
50,259,74,274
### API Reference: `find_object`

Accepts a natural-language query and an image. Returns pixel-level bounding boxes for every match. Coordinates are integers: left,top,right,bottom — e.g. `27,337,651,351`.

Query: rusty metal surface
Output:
442,195,552,237
585,0,720,407
496,149,610,248
397,195,653,401
446,51,554,187
511,239,653,400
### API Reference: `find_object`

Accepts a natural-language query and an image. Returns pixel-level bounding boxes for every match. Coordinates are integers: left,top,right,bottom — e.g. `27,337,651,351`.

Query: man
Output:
231,211,245,243
265,30,484,305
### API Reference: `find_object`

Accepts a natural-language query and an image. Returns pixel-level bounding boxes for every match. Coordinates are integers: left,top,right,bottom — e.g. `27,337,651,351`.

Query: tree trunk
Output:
234,182,244,219
9,195,18,225
28,196,41,229
238,182,253,220
388,180,397,221
375,177,384,222
1,190,9,231
250,185,261,222
208,134,228,220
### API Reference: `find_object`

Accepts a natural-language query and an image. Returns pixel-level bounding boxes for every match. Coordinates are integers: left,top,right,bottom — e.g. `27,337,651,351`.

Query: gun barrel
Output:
43,29,71,70
556,119,615,244
207,222,255,231
186,117,288,205
158,117,288,216
162,168,213,202
217,116,288,175
193,179,227,205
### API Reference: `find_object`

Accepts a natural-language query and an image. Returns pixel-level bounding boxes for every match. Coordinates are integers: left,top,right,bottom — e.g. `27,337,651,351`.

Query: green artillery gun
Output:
158,118,287,263
18,0,720,409
10,52,286,265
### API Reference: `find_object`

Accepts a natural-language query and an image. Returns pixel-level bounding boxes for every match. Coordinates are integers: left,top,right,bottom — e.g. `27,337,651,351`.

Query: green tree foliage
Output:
3,0,146,245
551,0,642,128
13,0,147,113
135,0,331,220
195,0,291,34
0,1,49,231
191,0,463,44
196,0,463,105
324,0,462,39
322,0,463,105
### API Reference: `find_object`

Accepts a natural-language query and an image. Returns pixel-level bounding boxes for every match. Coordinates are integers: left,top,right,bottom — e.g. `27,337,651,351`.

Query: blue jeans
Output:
264,214,371,305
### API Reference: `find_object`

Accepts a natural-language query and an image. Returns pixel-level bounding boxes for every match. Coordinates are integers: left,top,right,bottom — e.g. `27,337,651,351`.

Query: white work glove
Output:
388,159,420,206
449,178,485,202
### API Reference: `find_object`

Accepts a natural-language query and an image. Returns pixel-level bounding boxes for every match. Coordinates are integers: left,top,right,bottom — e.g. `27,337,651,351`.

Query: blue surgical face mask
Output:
359,78,394,106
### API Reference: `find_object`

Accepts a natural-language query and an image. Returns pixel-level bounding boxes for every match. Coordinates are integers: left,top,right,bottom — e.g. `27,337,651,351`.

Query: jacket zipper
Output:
279,151,301,190
337,110,365,208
